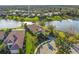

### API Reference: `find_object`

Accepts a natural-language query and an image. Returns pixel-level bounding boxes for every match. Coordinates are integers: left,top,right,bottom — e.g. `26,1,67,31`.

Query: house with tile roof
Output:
27,24,45,34
4,29,25,54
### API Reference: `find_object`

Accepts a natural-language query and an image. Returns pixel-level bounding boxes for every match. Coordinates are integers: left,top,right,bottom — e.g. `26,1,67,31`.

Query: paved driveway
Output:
37,40,58,54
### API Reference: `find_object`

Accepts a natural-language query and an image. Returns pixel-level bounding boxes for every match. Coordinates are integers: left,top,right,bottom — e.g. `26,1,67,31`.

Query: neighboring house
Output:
4,29,25,54
27,24,45,34
31,13,36,17
43,13,49,16
22,13,28,16
37,13,41,16
53,12,61,15
0,11,6,16
48,12,53,16
0,31,5,40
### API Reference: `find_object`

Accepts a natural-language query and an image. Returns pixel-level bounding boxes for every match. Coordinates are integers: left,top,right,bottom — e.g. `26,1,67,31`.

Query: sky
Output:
0,0,79,5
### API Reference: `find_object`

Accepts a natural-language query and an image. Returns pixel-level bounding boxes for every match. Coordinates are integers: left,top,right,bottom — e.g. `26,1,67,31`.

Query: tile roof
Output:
27,24,44,33
4,29,25,50
10,44,19,50
8,40,12,43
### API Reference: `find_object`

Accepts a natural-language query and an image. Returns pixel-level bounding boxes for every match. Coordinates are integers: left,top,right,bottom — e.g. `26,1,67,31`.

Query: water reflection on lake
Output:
45,19,79,34
0,19,22,28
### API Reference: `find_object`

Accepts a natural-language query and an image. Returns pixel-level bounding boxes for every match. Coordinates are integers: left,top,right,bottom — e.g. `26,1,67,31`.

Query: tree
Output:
58,32,66,39
48,25,55,32
32,16,39,22
15,16,20,21
46,17,53,21
68,36,77,43
24,16,39,22
75,33,79,40
56,38,71,54
62,15,71,20
0,44,11,54
52,16,62,21
0,40,3,45
55,31,71,54
19,48,23,54
40,21,45,26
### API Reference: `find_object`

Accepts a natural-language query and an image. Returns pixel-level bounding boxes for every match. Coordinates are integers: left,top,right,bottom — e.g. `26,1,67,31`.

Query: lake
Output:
45,19,79,34
0,19,22,28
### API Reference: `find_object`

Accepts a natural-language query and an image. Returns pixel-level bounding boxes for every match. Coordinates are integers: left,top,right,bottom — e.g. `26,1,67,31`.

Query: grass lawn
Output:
25,32,37,54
